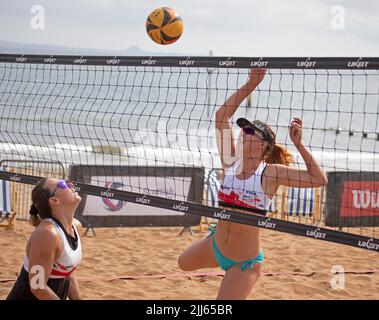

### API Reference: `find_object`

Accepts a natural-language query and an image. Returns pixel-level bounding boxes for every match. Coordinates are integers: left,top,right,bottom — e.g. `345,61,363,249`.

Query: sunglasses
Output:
48,180,74,198
242,127,265,140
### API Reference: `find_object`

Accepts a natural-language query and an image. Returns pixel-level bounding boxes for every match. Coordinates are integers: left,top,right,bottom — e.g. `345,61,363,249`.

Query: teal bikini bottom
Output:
207,225,264,271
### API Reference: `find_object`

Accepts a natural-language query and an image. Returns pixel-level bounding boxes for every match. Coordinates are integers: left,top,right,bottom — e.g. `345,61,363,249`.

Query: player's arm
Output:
215,68,267,167
28,227,61,300
68,270,81,300
266,118,328,188
67,218,83,300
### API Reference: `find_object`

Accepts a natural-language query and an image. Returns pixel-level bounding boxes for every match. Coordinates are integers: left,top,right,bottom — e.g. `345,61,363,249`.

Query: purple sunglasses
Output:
242,127,265,140
48,180,73,198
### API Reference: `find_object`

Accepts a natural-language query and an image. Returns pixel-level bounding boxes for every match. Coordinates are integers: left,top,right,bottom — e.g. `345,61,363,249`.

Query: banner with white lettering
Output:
83,176,192,216
325,172,379,227
70,165,203,227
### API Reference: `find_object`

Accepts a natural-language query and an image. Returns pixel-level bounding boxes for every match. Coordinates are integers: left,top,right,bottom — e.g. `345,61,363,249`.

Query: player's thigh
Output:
178,236,218,271
217,263,262,300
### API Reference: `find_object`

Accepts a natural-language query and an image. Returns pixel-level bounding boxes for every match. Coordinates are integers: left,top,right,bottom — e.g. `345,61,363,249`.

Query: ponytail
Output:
29,203,41,227
264,144,294,166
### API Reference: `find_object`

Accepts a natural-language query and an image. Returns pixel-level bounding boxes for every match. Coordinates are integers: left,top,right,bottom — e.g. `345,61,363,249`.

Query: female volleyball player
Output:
178,68,328,300
7,178,83,300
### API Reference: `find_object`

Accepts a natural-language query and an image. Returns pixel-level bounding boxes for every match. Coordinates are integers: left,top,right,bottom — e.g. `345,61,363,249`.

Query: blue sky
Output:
0,0,378,56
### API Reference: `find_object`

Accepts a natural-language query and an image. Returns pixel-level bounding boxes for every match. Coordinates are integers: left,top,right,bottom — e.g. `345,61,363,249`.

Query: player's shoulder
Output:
30,220,60,246
73,218,83,235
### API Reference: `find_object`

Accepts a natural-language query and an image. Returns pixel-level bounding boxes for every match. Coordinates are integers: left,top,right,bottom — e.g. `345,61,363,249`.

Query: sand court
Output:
1,220,378,300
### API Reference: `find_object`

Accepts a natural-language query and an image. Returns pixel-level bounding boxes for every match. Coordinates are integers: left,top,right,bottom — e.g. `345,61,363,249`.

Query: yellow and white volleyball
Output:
146,7,183,45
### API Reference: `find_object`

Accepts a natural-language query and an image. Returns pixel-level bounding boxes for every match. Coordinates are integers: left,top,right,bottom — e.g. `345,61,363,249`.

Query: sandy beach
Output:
0,220,378,300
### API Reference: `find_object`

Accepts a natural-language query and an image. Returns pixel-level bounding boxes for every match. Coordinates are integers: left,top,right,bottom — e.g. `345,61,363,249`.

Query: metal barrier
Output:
0,160,66,221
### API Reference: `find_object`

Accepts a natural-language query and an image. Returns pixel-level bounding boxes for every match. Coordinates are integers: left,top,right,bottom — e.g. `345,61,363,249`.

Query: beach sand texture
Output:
1,221,378,300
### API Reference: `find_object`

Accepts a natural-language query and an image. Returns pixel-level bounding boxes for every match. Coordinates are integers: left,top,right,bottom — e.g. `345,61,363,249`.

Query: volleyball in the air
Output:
146,7,183,45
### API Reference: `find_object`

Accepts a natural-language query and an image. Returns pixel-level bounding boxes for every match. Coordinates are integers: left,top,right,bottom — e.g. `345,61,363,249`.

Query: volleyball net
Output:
0,54,378,251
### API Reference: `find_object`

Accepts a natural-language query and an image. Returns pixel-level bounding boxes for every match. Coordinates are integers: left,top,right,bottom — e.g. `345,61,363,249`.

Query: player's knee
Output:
177,254,191,271
248,264,262,278
253,267,262,278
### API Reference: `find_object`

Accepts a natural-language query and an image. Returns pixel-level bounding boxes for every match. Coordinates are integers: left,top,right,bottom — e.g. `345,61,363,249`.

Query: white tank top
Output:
24,218,82,279
218,160,272,213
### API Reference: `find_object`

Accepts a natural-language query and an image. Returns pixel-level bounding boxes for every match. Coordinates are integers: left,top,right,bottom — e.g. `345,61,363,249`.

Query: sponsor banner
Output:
0,170,378,252
69,165,203,227
1,54,379,69
83,176,192,217
358,238,379,251
325,172,379,227
340,181,379,217
305,227,327,239
0,170,39,185
257,218,277,229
